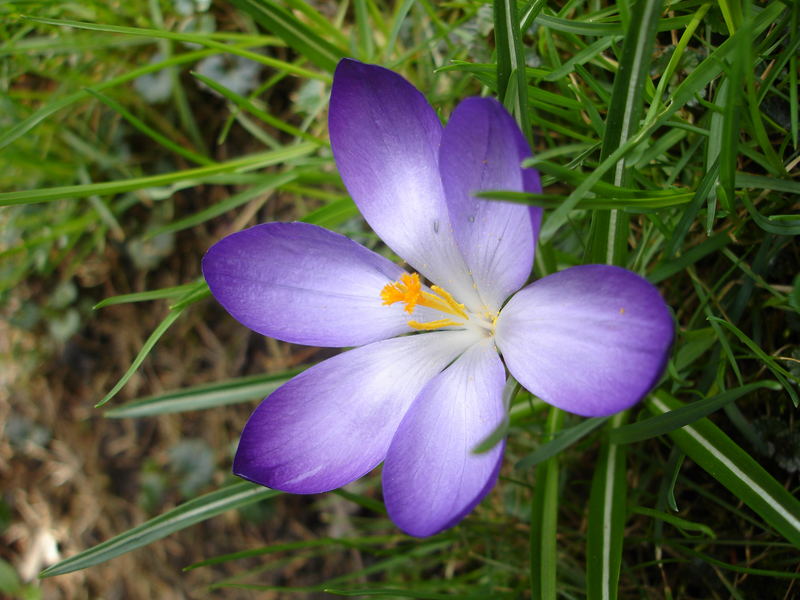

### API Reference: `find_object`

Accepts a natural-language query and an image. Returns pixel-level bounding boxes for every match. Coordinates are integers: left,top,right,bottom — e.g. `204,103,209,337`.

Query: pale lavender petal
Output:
233,329,480,494
203,222,414,347
329,59,481,310
439,97,542,312
495,265,674,417
382,340,506,537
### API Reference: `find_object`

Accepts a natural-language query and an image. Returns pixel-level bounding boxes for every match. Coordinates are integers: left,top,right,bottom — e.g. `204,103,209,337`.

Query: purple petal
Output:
233,329,480,494
439,97,542,311
495,265,674,417
382,340,506,537
203,222,415,347
329,59,481,310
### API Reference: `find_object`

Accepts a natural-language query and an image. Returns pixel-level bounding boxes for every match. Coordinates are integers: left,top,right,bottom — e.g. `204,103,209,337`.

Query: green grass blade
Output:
93,277,209,408
648,230,730,284
283,0,350,47
643,2,711,125
792,18,799,149
190,71,325,145
211,539,455,592
168,285,212,311
586,412,628,600
185,535,400,570
609,381,781,444
85,89,213,165
0,212,99,261
630,506,716,539
353,0,374,59
706,78,726,226
742,26,785,175
22,17,325,80
717,0,742,33
39,482,280,577
93,282,201,309
301,197,360,229
587,0,663,265
534,13,691,36
0,32,153,56
516,416,608,469
332,488,386,515
105,370,301,418
663,448,686,512
229,0,346,72
473,378,519,454
521,158,689,199
652,1,784,129
707,316,799,405
145,172,298,240
674,544,800,579
718,20,749,214
543,36,617,83
494,0,531,140
383,0,415,61
533,15,623,37
739,191,800,235
519,0,546,31
661,157,720,260
324,590,492,599
0,143,316,205
540,131,653,244
529,407,563,600
95,308,183,407
0,47,218,150
479,188,693,210
647,392,800,548
736,173,800,194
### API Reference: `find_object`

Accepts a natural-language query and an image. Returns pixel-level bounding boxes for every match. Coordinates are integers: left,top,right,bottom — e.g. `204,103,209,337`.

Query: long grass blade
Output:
0,143,315,206
516,416,608,469
609,381,781,444
647,392,800,548
190,71,325,145
144,172,298,240
39,483,279,577
530,407,563,600
494,0,531,141
586,412,628,600
587,0,663,265
22,17,325,80
93,283,200,309
0,47,219,150
95,308,183,407
105,370,301,418
185,535,399,570
229,0,346,72
86,89,213,166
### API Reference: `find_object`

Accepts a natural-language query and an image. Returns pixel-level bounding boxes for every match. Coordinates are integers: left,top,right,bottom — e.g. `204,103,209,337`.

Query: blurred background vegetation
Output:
1,0,799,598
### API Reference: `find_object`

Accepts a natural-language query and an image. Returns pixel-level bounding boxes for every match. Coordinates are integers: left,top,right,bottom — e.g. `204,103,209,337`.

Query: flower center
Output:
381,272,492,332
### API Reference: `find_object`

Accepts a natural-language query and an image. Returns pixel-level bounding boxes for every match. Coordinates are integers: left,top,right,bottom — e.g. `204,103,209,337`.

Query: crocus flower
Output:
202,59,673,537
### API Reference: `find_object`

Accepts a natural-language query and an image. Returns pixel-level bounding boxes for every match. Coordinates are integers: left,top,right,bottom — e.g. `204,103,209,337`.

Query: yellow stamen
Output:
407,318,462,331
429,285,469,319
380,272,421,314
380,272,470,330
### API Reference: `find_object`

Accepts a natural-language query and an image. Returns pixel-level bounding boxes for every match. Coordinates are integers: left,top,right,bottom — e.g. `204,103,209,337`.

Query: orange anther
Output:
380,272,422,314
